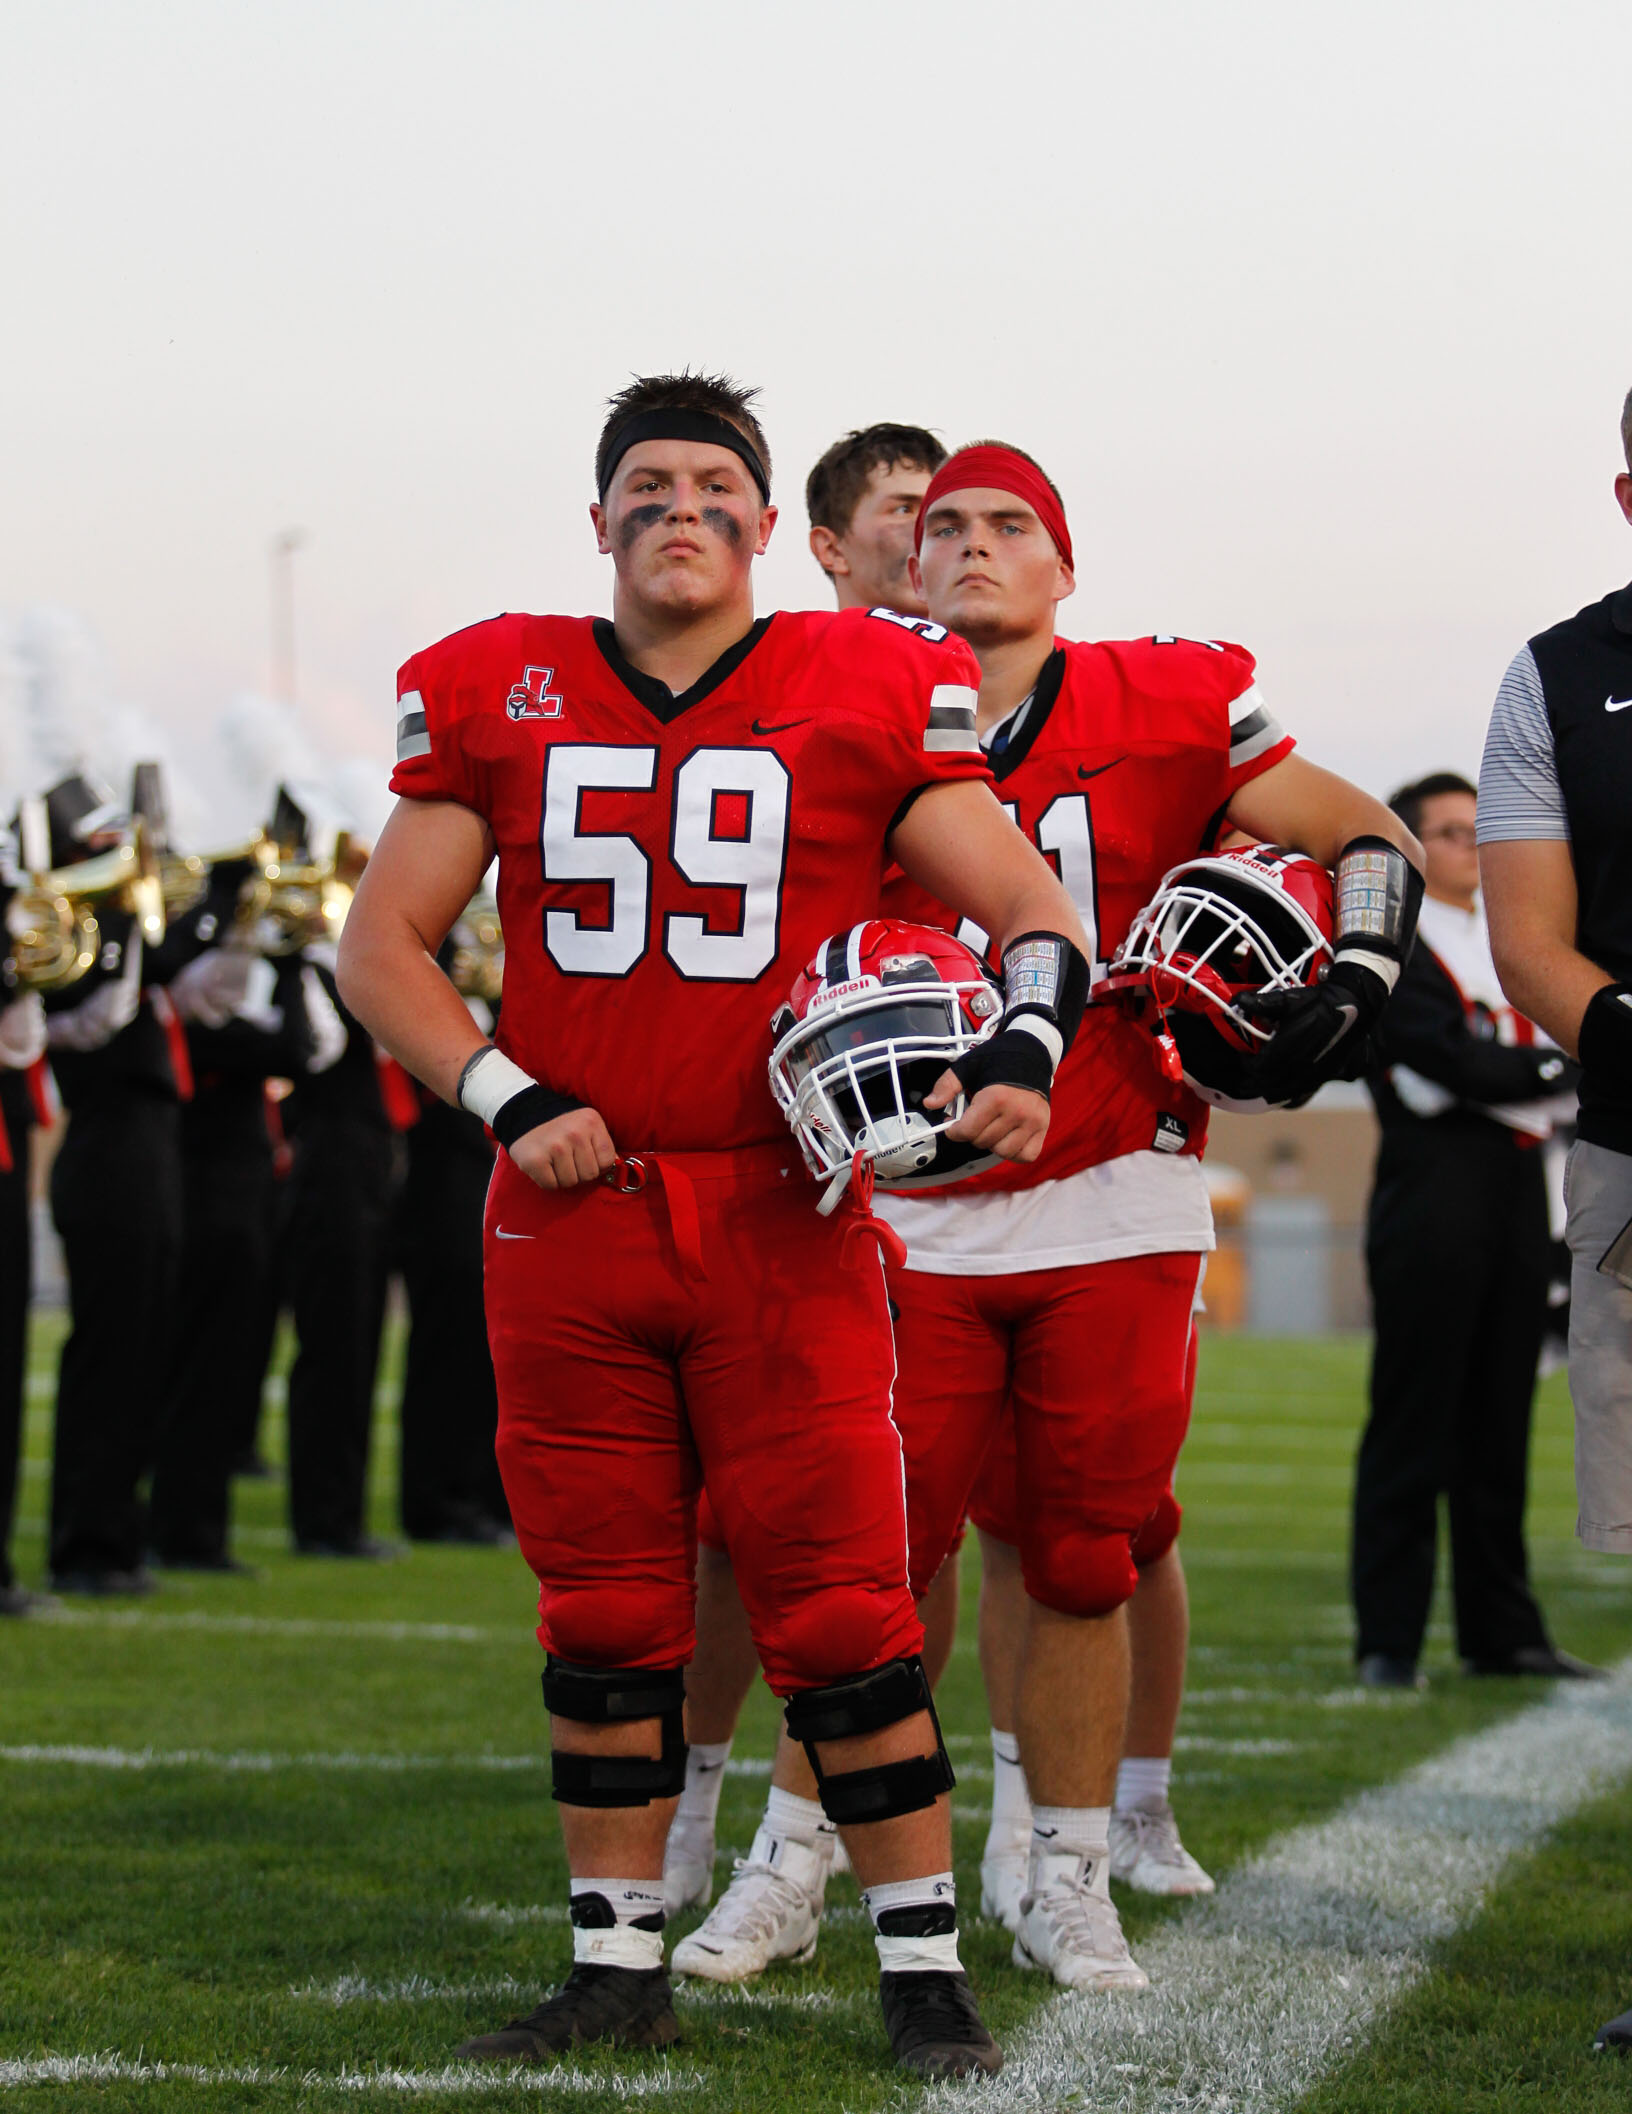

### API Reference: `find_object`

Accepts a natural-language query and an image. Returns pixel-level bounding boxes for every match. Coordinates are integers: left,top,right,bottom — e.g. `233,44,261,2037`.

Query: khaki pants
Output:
1564,1138,1632,1552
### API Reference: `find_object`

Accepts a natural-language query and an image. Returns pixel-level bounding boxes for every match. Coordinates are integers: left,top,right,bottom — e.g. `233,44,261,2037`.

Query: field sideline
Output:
4,1317,1632,2112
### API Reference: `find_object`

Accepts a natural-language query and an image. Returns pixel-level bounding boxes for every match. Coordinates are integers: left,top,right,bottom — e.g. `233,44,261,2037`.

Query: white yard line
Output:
0,1744,545,1773
292,1974,853,2014
922,1661,1632,2113
33,1608,515,1644
0,1745,780,1778
0,2054,697,2096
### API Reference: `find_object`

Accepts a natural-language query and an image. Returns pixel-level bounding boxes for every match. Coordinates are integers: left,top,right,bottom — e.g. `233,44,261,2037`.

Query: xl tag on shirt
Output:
1152,1112,1189,1154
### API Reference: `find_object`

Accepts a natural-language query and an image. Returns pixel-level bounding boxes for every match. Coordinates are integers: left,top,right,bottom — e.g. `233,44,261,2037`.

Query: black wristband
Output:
1579,983,1632,1090
948,1026,1055,1102
491,1085,584,1151
999,932,1091,1050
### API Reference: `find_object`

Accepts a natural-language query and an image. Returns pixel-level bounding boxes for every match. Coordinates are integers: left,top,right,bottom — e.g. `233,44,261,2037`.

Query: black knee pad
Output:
783,1656,955,1826
541,1656,687,1808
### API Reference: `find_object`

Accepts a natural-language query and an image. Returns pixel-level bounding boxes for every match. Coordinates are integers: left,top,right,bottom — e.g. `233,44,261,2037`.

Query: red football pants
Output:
971,1315,1197,1567
888,1251,1204,1617
485,1145,921,1694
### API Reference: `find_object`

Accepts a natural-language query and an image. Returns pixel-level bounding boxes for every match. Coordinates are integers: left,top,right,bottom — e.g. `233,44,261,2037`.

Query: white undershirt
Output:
875,1148,1214,1276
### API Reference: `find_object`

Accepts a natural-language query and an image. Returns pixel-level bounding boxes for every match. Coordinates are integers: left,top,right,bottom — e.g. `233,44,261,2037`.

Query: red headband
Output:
914,445,1073,572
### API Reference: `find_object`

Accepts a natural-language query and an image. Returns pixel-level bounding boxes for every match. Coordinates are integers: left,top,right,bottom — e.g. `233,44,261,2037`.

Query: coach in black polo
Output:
1479,383,1632,2056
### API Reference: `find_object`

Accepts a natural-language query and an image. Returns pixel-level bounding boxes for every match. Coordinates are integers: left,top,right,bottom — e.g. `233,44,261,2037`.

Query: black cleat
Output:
454,1964,680,2062
880,1969,1002,2078
1464,1646,1608,1681
1356,1653,1423,1689
1595,2006,1632,2053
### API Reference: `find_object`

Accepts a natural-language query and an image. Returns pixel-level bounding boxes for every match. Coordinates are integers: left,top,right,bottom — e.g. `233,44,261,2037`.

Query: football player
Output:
867,441,1423,1989
336,375,1093,2078
671,422,963,1939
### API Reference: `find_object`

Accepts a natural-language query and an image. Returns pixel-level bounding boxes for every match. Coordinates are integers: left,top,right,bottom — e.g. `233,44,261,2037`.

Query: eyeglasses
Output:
1420,824,1477,846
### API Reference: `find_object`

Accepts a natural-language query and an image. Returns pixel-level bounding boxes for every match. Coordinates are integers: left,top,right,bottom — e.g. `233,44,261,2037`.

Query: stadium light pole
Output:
270,528,307,704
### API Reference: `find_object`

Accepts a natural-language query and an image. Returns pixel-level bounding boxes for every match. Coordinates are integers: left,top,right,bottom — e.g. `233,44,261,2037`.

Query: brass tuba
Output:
4,823,168,993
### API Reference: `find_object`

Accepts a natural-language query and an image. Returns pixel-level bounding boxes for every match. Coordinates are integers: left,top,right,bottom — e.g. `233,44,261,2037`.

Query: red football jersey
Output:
881,633,1294,1187
392,606,990,1152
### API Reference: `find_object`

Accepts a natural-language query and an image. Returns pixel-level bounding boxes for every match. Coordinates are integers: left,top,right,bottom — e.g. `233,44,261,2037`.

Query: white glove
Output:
47,936,143,1053
0,991,47,1069
300,965,348,1074
166,947,258,1029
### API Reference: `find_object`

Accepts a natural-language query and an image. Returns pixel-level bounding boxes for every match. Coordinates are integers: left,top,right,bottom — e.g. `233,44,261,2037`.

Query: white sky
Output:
4,0,1632,829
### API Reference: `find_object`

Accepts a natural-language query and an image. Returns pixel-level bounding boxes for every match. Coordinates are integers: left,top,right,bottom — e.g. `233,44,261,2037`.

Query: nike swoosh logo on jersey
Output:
1607,697,1632,712
494,1228,535,1241
752,716,812,735
1078,756,1126,780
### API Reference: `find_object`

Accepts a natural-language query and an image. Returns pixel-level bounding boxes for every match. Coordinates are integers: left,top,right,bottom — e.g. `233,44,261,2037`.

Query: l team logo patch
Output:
507,665,564,721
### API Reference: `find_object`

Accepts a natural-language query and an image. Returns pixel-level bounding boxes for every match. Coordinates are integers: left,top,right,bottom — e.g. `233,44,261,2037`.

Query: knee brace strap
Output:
783,1656,934,1744
543,1657,687,1809
809,1748,955,1826
784,1657,955,1826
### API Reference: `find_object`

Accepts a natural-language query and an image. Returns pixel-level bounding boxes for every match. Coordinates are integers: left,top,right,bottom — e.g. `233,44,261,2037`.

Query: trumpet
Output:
4,830,168,992
449,894,504,1004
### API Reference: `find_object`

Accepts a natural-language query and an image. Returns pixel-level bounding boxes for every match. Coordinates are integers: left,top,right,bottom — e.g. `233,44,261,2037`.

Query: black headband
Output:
598,408,770,502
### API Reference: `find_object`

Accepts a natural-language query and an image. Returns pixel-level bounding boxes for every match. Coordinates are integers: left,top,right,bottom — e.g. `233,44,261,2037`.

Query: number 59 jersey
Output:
391,606,992,1152
882,633,1294,1187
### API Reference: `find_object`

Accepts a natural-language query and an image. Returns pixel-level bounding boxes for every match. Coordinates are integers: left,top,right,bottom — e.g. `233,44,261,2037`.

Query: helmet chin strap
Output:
817,1150,864,1217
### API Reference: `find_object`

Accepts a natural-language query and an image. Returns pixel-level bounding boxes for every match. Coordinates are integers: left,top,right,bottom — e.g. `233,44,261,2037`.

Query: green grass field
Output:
3,1316,1631,2112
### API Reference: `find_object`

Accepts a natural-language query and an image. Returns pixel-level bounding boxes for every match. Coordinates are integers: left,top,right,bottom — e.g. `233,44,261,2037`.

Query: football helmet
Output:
1105,844,1335,1113
770,920,1004,1212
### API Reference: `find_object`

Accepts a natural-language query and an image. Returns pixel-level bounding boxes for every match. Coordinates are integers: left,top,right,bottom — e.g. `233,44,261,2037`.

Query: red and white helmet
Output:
1104,844,1335,1111
770,919,1004,1211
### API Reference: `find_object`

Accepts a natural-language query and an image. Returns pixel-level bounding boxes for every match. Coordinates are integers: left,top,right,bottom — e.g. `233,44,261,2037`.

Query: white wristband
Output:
1334,945,1400,994
457,1045,536,1125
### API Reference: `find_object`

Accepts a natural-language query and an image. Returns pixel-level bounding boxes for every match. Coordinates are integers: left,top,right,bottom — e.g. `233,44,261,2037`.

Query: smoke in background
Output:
0,607,392,851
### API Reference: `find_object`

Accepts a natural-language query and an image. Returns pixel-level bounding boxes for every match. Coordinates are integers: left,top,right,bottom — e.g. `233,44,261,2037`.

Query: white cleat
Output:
663,1818,716,1917
1012,1849,1150,1992
1109,1798,1215,1897
830,1833,852,1879
979,1845,1028,1932
670,1829,829,1983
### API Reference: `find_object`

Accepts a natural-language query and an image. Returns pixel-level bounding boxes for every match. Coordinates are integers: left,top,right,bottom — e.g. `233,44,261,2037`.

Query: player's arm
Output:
337,798,616,1190
889,778,1092,1164
1224,752,1425,1099
1480,839,1612,1058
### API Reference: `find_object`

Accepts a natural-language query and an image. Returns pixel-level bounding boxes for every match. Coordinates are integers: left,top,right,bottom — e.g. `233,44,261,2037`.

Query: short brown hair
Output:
596,372,771,496
1621,385,1632,473
1388,771,1476,838
805,423,947,539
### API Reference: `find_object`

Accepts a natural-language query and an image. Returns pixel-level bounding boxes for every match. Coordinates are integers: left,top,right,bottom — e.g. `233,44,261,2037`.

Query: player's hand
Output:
508,1105,619,1190
925,1069,1051,1163
1239,959,1391,1103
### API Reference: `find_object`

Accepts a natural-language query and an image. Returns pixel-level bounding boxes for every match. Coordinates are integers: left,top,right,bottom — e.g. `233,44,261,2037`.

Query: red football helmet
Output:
770,919,1004,1211
1104,844,1335,1111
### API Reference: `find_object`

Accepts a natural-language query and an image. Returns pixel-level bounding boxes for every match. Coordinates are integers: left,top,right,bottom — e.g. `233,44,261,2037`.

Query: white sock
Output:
863,1873,963,1974
764,1784,832,1845
985,1728,1032,1857
568,1876,665,1968
675,1740,732,1829
1030,1805,1111,1894
1115,1756,1172,1811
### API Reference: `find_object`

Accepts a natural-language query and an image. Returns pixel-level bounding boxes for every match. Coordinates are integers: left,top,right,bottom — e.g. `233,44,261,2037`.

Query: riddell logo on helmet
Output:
819,974,882,1004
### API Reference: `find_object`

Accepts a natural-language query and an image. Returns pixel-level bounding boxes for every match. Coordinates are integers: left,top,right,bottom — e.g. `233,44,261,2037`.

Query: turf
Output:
2,1318,1630,2111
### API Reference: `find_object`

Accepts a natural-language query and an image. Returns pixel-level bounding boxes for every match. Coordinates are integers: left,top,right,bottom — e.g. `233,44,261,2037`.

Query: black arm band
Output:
1334,836,1424,967
1579,983,1632,1088
490,1084,583,1150
999,931,1091,1056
